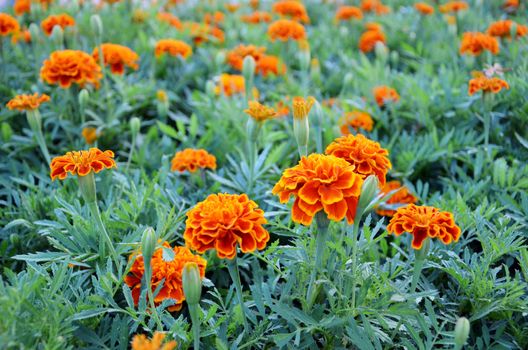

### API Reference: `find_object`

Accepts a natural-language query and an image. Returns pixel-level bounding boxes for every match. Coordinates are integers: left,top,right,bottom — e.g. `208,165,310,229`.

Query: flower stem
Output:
188,303,201,350
410,238,430,293
26,110,51,165
227,256,249,332
143,257,164,330
306,212,329,310
349,213,361,314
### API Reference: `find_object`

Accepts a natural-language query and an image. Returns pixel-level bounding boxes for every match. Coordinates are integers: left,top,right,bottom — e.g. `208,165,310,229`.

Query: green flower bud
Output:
242,56,256,98
29,23,40,42
51,25,64,47
510,22,518,39
215,51,226,68
298,49,311,72
90,14,103,39
141,227,156,267
78,89,89,111
454,317,470,346
1,122,13,142
374,41,388,61
390,51,399,66
358,175,380,212
206,80,216,98
182,262,202,305
130,117,141,136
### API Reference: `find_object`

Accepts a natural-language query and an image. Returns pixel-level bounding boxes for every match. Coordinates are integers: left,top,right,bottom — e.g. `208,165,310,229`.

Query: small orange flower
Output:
226,44,266,71
272,154,363,226
361,0,390,15
359,29,386,53
155,39,192,59
339,111,374,134
0,13,20,36
414,2,434,15
82,127,98,144
181,22,225,45
6,93,50,111
157,12,182,29
226,3,241,12
41,14,75,36
460,32,499,56
14,0,31,16
292,96,315,120
256,55,286,77
439,1,469,13
387,204,461,249
376,180,418,216
204,11,225,26
503,0,519,11
184,193,270,259
125,242,207,311
131,332,177,350
244,100,278,122
132,9,149,23
11,28,31,44
50,148,116,180
372,85,400,106
170,148,216,173
468,74,509,95
215,74,247,96
487,20,527,39
335,6,363,21
268,19,306,42
157,90,168,102
241,11,272,24
93,43,139,75
275,100,290,116
40,50,102,89
365,22,383,32
272,1,310,23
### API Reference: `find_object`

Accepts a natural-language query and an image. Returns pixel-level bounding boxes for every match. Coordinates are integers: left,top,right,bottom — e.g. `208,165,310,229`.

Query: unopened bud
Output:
206,80,216,98
298,49,311,72
510,22,518,39
390,51,399,66
454,317,470,346
1,122,13,142
182,262,202,305
374,41,388,61
78,89,89,111
358,175,380,211
29,23,40,42
130,117,141,136
141,227,156,266
242,56,256,97
215,51,226,68
51,25,64,47
90,14,103,39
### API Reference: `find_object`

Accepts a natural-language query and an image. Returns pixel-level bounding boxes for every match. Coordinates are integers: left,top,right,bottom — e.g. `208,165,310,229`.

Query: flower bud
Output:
510,22,518,39
390,51,399,66
215,51,226,68
298,48,311,73
454,317,470,346
29,23,40,42
141,227,156,266
242,56,256,97
1,122,13,142
51,25,64,47
90,14,103,39
374,41,388,61
182,262,202,305
358,175,380,212
310,58,321,82
206,80,216,98
292,97,315,157
130,117,141,136
78,89,89,111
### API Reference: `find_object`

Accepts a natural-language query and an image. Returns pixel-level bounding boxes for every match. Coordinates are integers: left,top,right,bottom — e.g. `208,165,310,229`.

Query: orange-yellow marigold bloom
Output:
272,154,363,226
439,1,468,13
82,127,98,144
503,0,519,11
387,204,461,249
170,148,217,173
0,13,19,36
359,29,386,53
226,3,241,12
40,50,102,89
125,242,207,311
181,22,225,45
376,180,418,216
268,19,306,42
460,32,499,56
244,100,278,122
241,11,272,24
157,12,182,29
256,55,286,77
155,39,192,59
335,6,363,21
272,1,310,23
372,85,400,106
292,96,315,120
487,20,527,38
339,111,374,134
132,9,148,23
131,332,177,350
361,0,390,14
204,11,225,25
325,133,391,186
11,28,31,44
41,13,75,36
93,43,139,75
50,148,116,180
415,3,434,15
184,193,270,259
468,75,509,95
215,74,247,96
226,44,266,71
6,93,50,111
14,0,31,16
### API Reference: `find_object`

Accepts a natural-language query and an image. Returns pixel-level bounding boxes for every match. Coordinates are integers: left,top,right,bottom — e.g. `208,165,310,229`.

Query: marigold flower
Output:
157,89,168,102
375,180,418,216
50,148,116,180
503,0,519,11
361,0,390,14
204,11,225,25
157,12,182,29
155,39,192,59
0,13,20,36
439,1,469,13
415,3,434,15
460,32,499,56
275,100,290,116
170,148,217,173
387,204,461,249
335,6,363,21
359,29,386,53
215,74,246,96
372,85,399,106
40,50,102,89
339,111,374,134
82,127,98,144
11,28,31,44
268,19,306,42
226,3,241,12
93,43,139,75
181,22,225,45
272,154,363,225
184,193,270,259
226,44,266,71
241,11,272,24
272,1,310,23
468,75,509,95
256,55,286,77
487,20,527,39
244,100,278,122
365,22,383,32
132,9,148,23
131,332,177,350
292,96,315,120
14,0,31,16
6,93,50,111
125,242,207,311
41,14,75,36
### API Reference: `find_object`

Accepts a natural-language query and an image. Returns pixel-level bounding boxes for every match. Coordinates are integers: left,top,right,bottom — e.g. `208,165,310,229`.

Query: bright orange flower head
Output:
50,148,116,180
244,100,278,122
372,85,399,106
82,127,98,144
155,39,193,59
226,3,241,12
124,242,207,311
359,29,386,53
387,204,461,249
170,148,217,173
325,134,391,186
215,74,247,96
93,43,139,75
226,44,266,71
204,11,225,25
292,96,315,120
415,3,434,15
184,193,270,259
241,11,272,24
460,32,499,56
0,13,20,36
273,154,363,226
41,14,75,36
439,1,469,13
14,0,31,16
376,180,418,216
503,0,519,11
6,93,50,111
339,111,374,134
131,332,177,350
40,50,102,89
361,0,390,14
487,20,527,38
335,6,363,21
181,22,225,45
272,1,310,23
468,74,509,95
11,28,31,44
256,55,286,77
268,19,306,42
157,12,183,29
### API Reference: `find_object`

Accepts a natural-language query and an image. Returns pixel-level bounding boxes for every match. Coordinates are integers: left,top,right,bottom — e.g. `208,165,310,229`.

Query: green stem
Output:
349,213,361,314
188,303,201,350
26,110,51,165
410,238,430,293
306,212,330,310
143,260,164,330
227,256,249,332
125,134,136,173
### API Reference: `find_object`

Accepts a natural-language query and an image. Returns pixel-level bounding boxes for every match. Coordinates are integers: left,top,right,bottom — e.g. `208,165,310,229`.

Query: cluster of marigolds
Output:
2,0,523,348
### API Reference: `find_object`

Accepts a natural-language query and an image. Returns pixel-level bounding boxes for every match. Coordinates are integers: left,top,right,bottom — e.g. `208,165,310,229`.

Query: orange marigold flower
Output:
14,0,31,16
439,1,469,13
226,44,266,71
157,89,168,102
157,12,182,29
372,85,399,106
503,0,519,11
184,193,270,259
339,111,374,134
365,22,383,32
359,29,386,53
468,75,509,95
387,204,461,249
204,11,225,25
50,148,116,180
292,96,315,120
460,32,499,56
244,100,278,122
131,332,177,350
272,0,310,23
256,55,286,77
125,242,207,311
41,50,102,89
93,43,139,75
361,0,390,14
170,148,217,173
415,2,434,15
82,127,98,144
325,134,391,186
226,3,241,12
241,11,272,24
11,28,31,44
275,100,290,116
487,20,527,38
375,180,418,217
0,13,20,36
268,19,306,42
272,154,363,226
41,14,75,36
155,39,192,59
181,22,225,45
6,93,49,111
132,9,148,23
335,6,363,21
215,74,246,96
